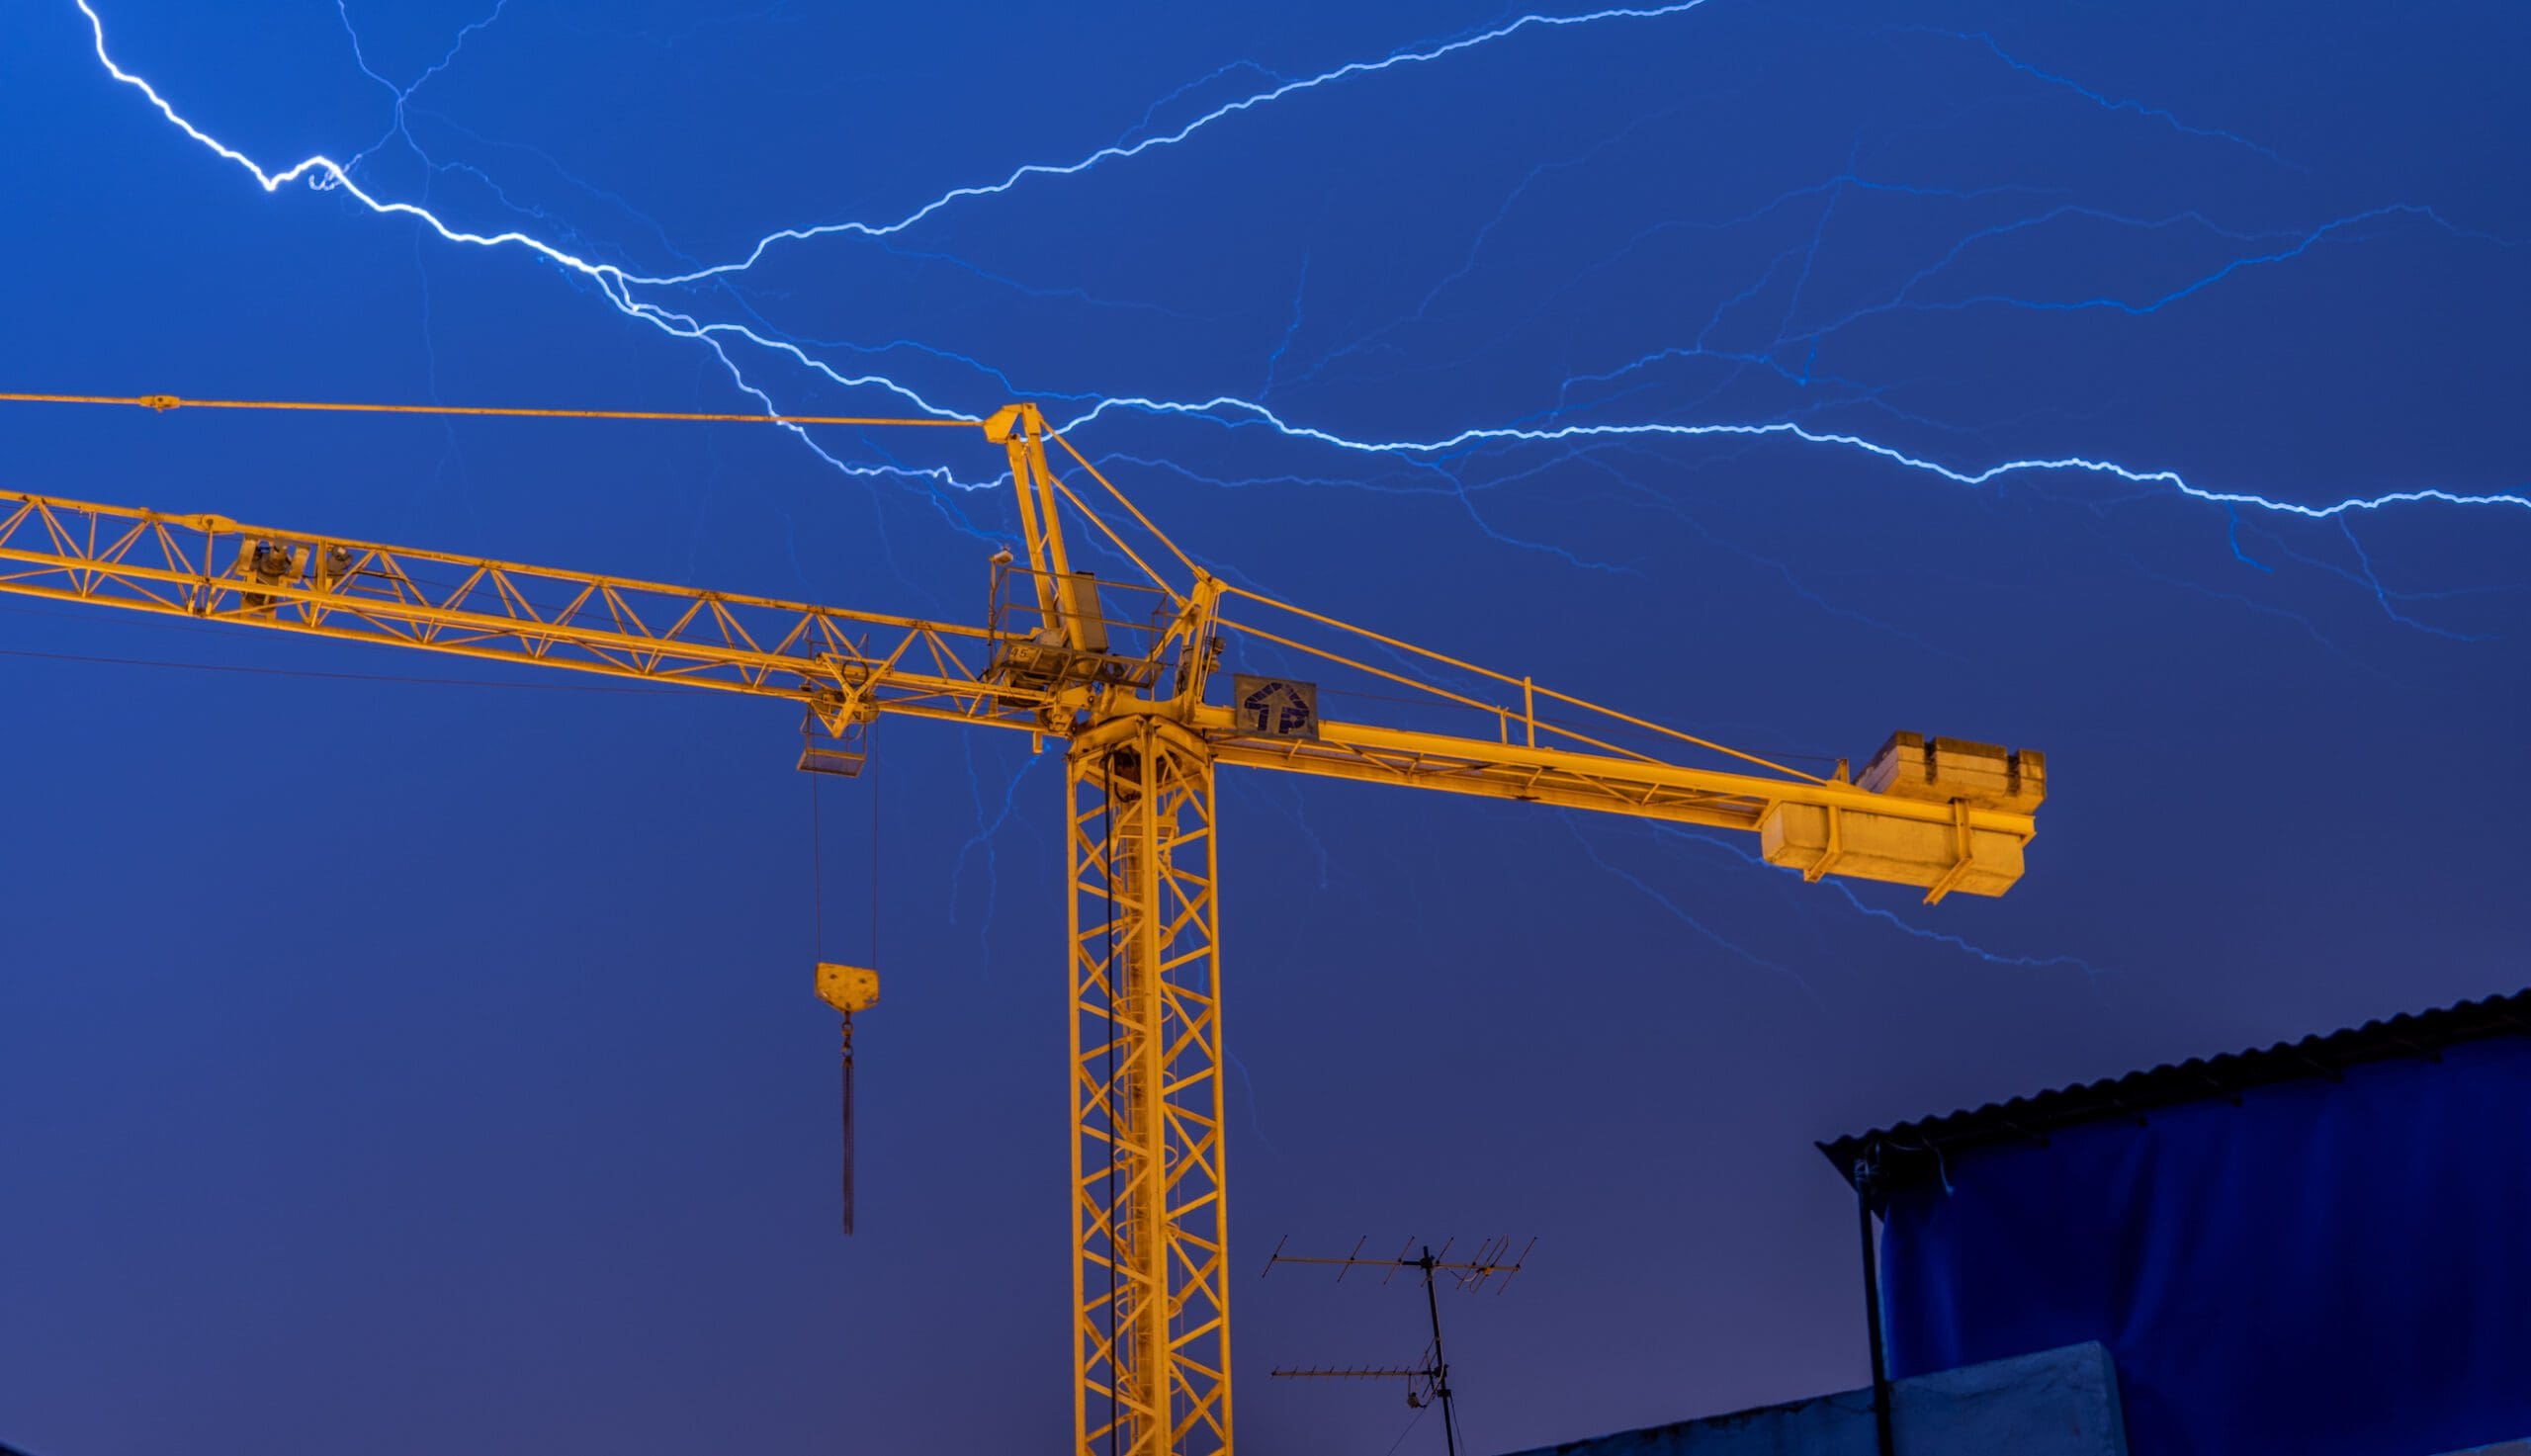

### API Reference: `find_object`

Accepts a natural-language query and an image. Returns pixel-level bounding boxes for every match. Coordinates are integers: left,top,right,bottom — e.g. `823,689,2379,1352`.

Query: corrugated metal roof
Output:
1820,987,2531,1194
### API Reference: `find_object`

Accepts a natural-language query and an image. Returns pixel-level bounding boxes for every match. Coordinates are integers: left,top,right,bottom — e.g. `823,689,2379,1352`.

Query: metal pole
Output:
1419,1247,1459,1456
1854,1156,1895,1456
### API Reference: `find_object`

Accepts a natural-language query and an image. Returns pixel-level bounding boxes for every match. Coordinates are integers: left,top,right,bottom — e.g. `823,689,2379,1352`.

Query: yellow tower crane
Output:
0,391,2046,1456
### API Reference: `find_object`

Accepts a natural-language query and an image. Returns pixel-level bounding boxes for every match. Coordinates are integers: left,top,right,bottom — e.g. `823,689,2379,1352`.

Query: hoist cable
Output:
840,1014,857,1238
869,720,881,969
809,773,826,959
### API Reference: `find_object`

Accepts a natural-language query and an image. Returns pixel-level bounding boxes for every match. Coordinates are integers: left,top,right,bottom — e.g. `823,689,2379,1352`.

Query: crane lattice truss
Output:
0,396,2044,1456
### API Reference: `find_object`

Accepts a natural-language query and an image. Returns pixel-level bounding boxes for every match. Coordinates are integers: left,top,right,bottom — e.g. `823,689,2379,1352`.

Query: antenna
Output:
1271,1361,1445,1417
1263,1235,1536,1455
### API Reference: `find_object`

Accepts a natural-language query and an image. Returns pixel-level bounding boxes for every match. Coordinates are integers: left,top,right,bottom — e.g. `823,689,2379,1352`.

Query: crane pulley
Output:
0,389,2045,1456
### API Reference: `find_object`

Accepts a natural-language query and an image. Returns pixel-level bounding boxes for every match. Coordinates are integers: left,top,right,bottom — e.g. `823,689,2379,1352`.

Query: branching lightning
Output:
950,738,1048,970
1643,825,2101,978
1904,26,2297,167
1559,815,1818,1000
69,0,2528,549
1058,392,2529,520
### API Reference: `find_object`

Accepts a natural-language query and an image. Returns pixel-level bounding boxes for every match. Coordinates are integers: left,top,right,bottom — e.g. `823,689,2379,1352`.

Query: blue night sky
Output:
1,3,2524,1452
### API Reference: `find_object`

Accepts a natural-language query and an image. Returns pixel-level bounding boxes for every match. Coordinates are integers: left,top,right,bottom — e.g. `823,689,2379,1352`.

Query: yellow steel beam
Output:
0,489,1046,732
1206,714,2020,835
1201,714,2038,899
0,388,976,431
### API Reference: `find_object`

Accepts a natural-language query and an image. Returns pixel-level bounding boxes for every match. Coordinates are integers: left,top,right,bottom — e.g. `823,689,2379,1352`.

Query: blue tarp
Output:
1876,1036,2531,1456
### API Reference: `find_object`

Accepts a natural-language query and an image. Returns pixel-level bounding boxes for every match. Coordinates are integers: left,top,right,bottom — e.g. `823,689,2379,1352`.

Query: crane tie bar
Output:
0,390,975,430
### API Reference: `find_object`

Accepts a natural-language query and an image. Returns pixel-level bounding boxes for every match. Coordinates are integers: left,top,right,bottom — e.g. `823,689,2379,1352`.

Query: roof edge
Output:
1820,987,2531,1194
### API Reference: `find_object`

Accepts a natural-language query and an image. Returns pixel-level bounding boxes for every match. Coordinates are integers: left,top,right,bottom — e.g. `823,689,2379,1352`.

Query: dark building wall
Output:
1876,1036,2531,1456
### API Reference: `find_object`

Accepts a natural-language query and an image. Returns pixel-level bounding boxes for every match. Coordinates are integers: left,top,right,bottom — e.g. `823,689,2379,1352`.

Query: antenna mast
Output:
1263,1235,1534,1455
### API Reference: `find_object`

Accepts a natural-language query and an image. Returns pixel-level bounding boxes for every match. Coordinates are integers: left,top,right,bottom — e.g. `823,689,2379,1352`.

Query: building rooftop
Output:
1820,987,2531,1195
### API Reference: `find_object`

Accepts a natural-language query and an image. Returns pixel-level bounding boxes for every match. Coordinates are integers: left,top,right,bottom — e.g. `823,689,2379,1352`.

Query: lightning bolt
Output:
71,0,2524,553
950,738,1049,972
337,0,512,177
1914,26,2298,168
1559,815,1819,1001
610,2,1733,285
1060,393,2530,519
1642,824,2101,979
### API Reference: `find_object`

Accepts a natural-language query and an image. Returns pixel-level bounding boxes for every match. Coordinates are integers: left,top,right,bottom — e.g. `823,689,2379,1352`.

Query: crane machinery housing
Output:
0,389,2046,1456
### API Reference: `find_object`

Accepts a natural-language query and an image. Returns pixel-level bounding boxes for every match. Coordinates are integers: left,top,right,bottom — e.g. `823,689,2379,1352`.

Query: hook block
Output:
816,962,880,1014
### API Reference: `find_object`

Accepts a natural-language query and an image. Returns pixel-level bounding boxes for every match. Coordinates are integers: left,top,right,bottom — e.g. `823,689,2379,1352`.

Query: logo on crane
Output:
1233,674,1319,739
